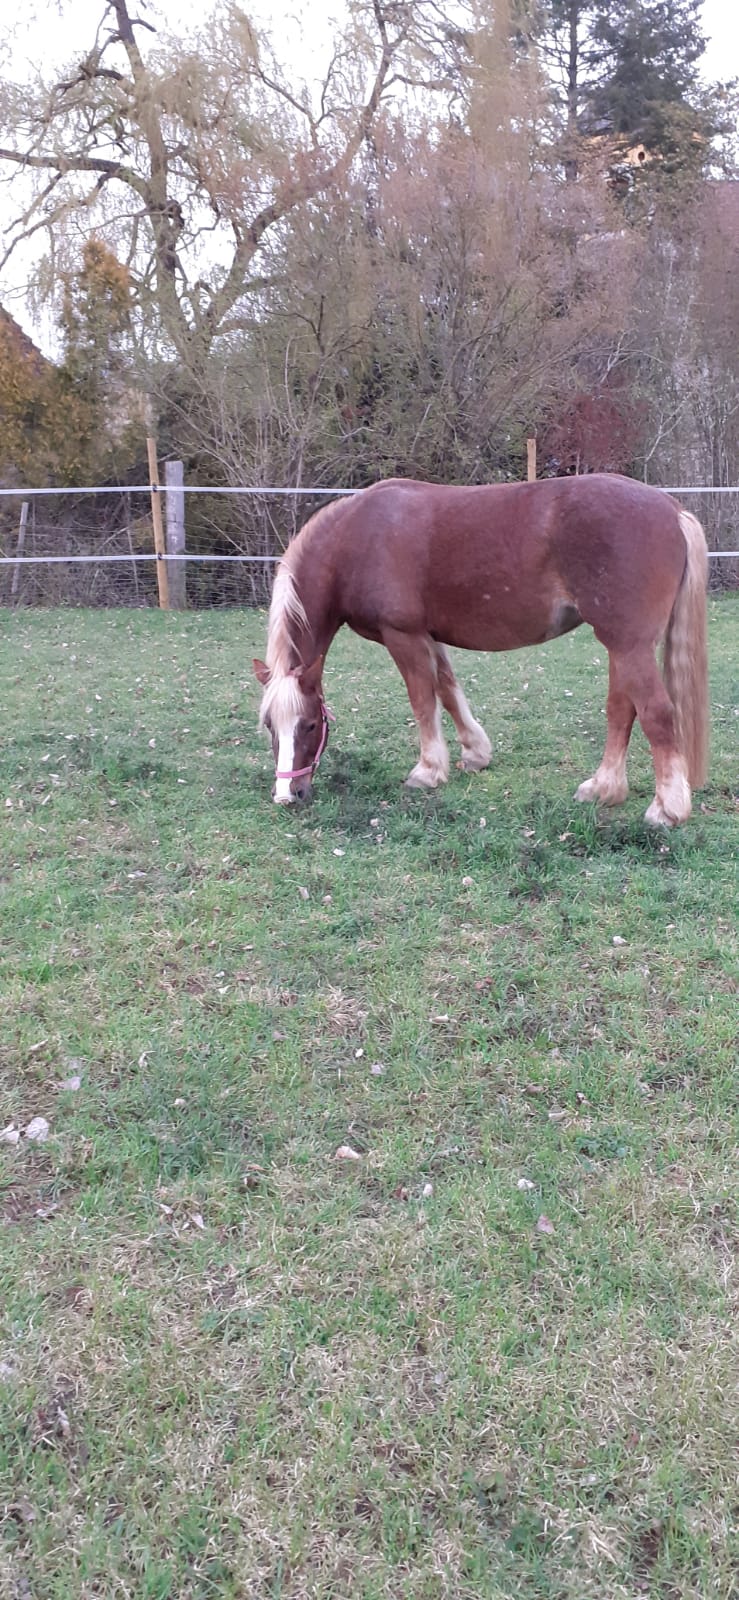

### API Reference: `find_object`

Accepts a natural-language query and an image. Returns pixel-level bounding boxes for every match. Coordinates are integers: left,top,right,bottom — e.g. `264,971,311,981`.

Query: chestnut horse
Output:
254,475,708,826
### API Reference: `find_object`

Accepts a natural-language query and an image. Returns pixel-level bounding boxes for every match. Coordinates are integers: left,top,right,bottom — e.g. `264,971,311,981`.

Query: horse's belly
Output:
428,594,581,652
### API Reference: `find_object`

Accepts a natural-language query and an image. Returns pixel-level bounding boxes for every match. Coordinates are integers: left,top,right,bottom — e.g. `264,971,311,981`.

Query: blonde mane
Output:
259,503,341,728
259,561,307,727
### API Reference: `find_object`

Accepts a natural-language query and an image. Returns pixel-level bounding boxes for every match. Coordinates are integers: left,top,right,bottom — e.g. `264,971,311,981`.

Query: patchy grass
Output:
0,600,736,1600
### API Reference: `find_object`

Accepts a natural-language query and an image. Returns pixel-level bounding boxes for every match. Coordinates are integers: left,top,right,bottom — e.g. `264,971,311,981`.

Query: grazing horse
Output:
254,475,708,826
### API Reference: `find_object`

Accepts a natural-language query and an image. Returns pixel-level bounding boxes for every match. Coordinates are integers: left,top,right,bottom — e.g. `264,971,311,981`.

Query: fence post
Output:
146,436,170,610
527,438,537,482
10,501,28,603
164,459,186,609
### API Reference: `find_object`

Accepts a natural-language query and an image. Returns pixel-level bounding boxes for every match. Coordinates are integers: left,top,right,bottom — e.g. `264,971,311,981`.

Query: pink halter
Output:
274,698,335,782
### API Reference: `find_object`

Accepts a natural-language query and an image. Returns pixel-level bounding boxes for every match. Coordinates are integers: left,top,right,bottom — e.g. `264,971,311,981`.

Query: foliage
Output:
0,249,140,493
0,310,53,485
0,0,737,542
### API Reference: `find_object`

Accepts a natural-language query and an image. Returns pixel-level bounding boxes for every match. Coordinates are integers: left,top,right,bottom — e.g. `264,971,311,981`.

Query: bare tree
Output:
0,0,464,373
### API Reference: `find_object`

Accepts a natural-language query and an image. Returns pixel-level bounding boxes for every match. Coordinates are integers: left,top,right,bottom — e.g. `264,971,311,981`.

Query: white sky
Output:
1,0,737,351
3,0,736,82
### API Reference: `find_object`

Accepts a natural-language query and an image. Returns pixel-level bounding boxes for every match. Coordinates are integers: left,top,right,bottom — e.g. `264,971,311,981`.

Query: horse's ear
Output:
298,655,324,695
253,658,270,686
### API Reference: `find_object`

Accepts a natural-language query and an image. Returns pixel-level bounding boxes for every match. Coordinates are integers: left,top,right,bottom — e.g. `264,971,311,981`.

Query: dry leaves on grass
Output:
322,986,367,1034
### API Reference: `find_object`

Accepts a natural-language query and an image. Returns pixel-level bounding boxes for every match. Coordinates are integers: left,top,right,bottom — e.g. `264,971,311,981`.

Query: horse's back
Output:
328,475,686,652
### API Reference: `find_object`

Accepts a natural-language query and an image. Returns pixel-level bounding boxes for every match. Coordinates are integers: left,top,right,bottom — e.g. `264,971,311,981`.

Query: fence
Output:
1,477,738,609
0,480,363,608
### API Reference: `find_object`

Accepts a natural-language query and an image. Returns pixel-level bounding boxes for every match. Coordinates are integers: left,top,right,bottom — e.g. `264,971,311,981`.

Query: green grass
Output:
0,600,737,1600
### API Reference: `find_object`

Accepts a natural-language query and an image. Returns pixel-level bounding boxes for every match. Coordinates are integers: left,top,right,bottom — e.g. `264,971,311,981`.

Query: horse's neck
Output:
287,517,340,667
291,564,337,667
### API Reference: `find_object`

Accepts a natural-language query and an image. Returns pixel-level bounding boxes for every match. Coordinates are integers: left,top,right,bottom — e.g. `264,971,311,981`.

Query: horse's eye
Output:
306,721,317,733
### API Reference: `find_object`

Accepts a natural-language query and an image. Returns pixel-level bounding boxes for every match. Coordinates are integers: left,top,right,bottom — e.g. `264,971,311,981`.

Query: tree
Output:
54,238,140,482
531,0,717,182
586,0,706,147
0,309,55,485
0,1,470,378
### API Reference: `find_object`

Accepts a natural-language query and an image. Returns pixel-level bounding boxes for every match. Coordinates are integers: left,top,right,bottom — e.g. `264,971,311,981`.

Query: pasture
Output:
0,601,737,1600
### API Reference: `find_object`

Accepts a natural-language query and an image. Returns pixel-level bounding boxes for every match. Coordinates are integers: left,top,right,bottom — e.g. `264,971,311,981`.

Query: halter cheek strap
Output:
274,699,335,782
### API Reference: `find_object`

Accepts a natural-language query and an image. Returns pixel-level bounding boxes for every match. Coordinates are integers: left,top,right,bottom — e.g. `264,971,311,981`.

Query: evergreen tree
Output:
587,0,706,148
534,0,711,179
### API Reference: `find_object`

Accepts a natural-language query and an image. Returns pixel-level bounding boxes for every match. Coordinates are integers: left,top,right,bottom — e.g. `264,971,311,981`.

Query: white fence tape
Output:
0,485,359,498
1,482,737,560
0,482,738,497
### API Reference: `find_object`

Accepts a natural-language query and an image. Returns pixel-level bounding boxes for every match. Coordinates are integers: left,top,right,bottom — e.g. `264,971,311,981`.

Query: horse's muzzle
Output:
273,780,311,804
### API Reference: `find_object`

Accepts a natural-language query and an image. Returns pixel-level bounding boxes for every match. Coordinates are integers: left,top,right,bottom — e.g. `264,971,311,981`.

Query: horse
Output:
253,474,708,826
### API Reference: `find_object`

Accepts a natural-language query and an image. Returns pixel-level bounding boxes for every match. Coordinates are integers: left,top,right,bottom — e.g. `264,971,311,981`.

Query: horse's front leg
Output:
433,644,492,772
382,628,450,788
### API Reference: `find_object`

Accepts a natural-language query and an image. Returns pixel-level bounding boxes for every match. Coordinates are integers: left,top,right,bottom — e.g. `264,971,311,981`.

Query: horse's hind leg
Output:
434,645,492,772
576,648,691,825
381,628,450,788
629,652,691,826
575,655,635,807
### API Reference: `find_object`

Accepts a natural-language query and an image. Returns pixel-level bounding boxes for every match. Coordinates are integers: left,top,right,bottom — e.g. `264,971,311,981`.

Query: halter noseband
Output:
274,698,335,783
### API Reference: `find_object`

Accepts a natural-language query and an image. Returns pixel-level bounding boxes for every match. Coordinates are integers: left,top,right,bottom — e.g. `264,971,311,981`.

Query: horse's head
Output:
254,655,330,803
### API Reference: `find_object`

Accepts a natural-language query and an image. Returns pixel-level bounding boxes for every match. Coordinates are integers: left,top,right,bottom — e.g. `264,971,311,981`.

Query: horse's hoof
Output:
644,797,689,828
645,764,691,827
575,777,628,806
459,753,490,773
405,769,442,789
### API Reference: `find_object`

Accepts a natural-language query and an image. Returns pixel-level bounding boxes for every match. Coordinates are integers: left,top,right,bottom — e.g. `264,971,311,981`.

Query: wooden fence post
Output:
10,501,28,603
146,435,170,610
164,459,186,610
527,437,537,482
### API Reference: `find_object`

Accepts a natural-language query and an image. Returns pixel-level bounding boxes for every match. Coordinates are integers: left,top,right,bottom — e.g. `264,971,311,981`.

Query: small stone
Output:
517,1177,535,1191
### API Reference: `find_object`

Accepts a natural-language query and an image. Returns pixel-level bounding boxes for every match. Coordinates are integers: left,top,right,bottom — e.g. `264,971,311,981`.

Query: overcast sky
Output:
3,0,737,82
2,0,737,351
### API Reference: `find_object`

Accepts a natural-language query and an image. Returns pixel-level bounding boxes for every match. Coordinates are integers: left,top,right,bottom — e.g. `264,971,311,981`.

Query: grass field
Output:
0,600,737,1600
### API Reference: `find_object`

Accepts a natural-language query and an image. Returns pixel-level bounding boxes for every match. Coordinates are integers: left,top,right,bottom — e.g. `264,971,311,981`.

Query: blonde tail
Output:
663,509,709,787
